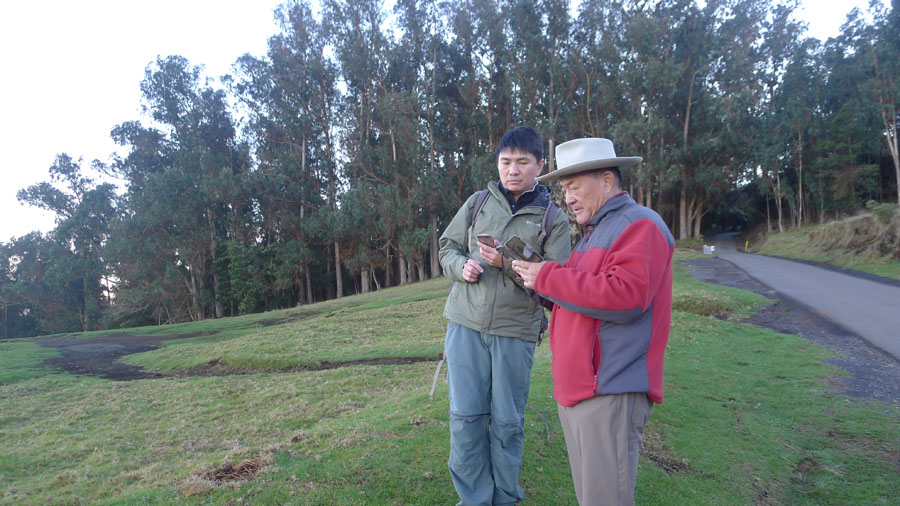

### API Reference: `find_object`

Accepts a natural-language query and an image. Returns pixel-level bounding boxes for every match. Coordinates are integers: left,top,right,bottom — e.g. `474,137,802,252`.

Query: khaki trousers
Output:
557,393,653,506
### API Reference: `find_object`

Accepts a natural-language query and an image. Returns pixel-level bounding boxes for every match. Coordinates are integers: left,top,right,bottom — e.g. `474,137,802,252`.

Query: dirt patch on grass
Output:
826,428,900,473
32,332,215,381
31,330,442,381
181,355,443,377
209,458,263,482
641,432,691,475
793,456,821,476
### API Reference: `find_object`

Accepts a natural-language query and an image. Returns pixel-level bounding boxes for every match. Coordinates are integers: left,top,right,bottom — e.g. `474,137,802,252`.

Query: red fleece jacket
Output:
535,193,674,406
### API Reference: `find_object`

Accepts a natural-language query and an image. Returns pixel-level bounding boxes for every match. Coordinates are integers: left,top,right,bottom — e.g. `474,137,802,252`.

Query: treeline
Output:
2,0,898,338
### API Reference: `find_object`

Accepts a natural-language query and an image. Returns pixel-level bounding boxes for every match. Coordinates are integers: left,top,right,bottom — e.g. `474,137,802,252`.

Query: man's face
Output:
560,172,612,225
497,149,544,199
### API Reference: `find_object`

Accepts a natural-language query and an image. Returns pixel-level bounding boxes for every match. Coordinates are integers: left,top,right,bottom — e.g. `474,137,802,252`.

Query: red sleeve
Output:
535,220,669,318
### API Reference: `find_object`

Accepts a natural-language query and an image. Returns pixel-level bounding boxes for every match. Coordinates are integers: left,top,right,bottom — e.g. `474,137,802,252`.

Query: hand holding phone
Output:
477,233,503,267
477,234,495,247
500,235,543,263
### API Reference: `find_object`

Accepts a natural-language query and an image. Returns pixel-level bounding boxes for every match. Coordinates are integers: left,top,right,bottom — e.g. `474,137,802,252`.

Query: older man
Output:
513,138,674,506
439,126,571,506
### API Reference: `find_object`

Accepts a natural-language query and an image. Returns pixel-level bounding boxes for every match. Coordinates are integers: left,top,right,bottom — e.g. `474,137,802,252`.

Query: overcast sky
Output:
0,0,881,241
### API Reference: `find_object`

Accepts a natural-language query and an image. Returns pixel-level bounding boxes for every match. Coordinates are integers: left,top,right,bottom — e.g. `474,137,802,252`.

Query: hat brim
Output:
537,157,642,182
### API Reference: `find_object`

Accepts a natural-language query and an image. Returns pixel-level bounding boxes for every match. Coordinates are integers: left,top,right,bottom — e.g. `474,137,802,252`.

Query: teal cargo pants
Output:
445,321,536,506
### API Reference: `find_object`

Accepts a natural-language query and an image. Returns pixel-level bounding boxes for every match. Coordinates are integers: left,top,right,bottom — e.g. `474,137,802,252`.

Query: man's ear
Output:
538,159,545,173
603,170,615,188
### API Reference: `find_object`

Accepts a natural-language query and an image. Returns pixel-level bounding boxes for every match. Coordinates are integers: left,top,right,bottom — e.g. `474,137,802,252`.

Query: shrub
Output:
866,200,899,225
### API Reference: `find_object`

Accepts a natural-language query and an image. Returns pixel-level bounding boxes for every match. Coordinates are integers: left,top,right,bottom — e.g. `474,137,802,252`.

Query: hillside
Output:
1,250,898,504
756,208,900,281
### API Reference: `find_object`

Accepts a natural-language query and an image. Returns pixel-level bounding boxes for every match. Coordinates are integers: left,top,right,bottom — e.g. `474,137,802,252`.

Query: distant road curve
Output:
711,234,900,361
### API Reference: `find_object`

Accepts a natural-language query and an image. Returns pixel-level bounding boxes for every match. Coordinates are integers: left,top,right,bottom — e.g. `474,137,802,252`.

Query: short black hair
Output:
497,126,543,162
587,167,623,189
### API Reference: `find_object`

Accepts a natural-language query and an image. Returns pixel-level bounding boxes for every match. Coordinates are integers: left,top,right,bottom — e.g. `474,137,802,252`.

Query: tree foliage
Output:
3,0,898,337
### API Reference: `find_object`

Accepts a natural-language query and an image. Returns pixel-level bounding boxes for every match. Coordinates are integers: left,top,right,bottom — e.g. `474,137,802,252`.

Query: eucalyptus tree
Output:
811,13,885,215
394,0,447,279
505,0,575,170
322,0,394,294
0,233,82,336
755,1,804,231
773,39,825,226
683,0,776,236
109,56,249,322
435,0,509,208
17,154,116,330
862,1,900,204
234,0,336,304
605,0,679,212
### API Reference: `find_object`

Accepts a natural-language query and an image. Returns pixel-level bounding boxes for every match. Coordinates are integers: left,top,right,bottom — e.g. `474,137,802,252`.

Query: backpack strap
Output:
470,189,491,229
538,202,561,254
466,189,491,253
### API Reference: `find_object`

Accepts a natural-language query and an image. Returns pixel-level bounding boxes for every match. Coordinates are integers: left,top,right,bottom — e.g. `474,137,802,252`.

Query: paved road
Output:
711,234,900,361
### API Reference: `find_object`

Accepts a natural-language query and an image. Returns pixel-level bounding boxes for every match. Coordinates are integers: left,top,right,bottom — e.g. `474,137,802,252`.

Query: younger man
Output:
439,126,571,505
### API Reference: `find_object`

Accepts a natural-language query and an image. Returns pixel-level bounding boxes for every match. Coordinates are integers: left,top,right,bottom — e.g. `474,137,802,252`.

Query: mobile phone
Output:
476,234,495,247
500,235,543,263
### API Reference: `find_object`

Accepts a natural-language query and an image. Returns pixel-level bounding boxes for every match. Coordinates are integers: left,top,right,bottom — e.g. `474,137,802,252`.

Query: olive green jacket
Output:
439,182,572,342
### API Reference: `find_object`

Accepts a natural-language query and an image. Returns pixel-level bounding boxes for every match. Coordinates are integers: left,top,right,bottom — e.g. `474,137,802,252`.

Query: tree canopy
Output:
3,0,898,337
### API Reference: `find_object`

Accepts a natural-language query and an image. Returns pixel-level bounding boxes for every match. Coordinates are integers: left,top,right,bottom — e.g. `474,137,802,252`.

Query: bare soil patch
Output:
181,355,443,377
32,332,214,381
31,329,442,381
640,432,691,475
209,458,263,482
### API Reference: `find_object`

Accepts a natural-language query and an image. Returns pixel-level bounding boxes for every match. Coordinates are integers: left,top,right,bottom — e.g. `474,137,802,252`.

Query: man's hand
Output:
479,239,503,268
512,260,545,289
462,258,485,282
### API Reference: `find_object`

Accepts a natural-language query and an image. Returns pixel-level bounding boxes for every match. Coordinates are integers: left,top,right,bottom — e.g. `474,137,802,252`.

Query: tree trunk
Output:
191,269,204,321
305,264,312,304
548,138,555,172
693,199,703,239
430,46,437,174
371,264,382,291
212,268,223,319
797,130,804,228
819,179,826,224
417,261,426,282
334,241,343,299
678,190,689,240
774,170,784,233
430,215,441,278
881,103,900,205
384,245,392,288
82,275,91,331
361,269,370,293
399,254,408,285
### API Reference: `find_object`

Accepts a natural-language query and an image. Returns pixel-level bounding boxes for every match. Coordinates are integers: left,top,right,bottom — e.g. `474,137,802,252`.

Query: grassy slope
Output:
1,252,898,505
757,213,900,281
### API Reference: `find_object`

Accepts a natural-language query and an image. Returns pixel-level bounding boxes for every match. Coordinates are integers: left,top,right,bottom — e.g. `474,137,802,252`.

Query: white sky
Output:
0,0,882,241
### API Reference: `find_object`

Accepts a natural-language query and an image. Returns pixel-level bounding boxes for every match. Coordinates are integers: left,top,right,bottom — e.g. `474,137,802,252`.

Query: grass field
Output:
1,250,898,505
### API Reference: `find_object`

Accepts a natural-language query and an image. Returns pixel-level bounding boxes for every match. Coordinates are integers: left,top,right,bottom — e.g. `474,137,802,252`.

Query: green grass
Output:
671,252,769,319
1,252,898,504
0,340,61,384
122,278,450,373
